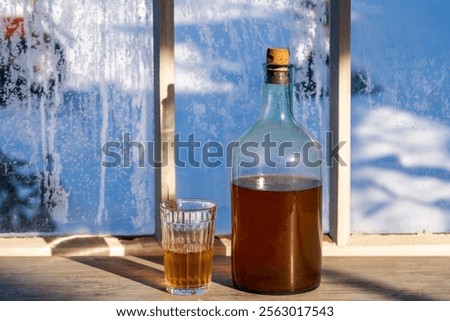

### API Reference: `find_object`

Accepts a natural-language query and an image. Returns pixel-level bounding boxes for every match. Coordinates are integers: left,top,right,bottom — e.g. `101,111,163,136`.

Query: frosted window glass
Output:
351,0,450,233
174,0,330,234
0,0,154,235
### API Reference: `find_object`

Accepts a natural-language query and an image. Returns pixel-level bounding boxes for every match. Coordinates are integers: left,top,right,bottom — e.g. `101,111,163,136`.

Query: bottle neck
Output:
260,64,294,122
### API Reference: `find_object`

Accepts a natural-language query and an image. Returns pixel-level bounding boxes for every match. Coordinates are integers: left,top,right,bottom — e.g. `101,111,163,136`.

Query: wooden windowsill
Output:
0,235,449,300
1,234,449,256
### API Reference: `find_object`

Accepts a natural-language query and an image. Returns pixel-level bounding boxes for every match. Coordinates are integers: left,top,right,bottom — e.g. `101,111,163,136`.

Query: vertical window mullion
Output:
153,0,176,240
329,0,351,246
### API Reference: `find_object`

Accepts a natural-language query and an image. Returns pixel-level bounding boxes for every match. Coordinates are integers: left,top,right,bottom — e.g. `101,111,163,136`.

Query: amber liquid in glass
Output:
231,174,322,294
164,248,213,289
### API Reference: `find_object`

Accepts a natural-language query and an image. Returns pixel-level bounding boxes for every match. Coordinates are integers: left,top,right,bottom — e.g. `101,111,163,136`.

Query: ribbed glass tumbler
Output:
160,199,217,295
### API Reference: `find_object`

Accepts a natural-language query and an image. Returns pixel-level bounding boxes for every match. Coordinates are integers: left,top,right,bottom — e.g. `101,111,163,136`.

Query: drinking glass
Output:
160,199,217,295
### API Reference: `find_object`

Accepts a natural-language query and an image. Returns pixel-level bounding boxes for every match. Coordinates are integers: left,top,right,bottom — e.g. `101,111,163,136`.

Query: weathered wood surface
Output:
1,256,449,301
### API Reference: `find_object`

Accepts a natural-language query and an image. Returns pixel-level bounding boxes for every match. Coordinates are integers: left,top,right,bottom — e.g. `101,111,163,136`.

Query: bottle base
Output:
232,281,321,295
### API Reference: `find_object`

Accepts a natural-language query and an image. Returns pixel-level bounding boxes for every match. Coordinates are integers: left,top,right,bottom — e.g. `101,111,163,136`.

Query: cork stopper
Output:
266,48,289,65
265,48,290,84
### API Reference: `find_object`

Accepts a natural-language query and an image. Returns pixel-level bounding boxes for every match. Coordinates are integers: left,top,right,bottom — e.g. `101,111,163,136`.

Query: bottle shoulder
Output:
236,118,318,145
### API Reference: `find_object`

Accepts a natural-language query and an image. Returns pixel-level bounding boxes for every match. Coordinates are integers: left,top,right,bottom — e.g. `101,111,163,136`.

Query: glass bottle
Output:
231,48,322,294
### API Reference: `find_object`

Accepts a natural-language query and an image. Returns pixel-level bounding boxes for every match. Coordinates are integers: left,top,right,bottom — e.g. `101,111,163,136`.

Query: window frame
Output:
0,0,448,256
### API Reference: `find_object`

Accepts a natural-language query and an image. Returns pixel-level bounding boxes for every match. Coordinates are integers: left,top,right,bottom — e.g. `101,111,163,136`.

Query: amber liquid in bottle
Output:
231,174,322,294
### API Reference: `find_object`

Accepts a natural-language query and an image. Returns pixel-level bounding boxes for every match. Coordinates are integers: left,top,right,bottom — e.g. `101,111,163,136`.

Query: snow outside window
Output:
351,0,450,233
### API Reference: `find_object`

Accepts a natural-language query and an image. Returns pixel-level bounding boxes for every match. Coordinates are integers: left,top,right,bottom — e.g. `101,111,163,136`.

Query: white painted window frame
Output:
0,0,448,256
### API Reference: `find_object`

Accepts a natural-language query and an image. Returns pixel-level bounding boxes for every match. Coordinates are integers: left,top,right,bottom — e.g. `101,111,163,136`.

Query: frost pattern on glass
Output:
0,0,154,235
351,0,450,233
174,0,329,234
